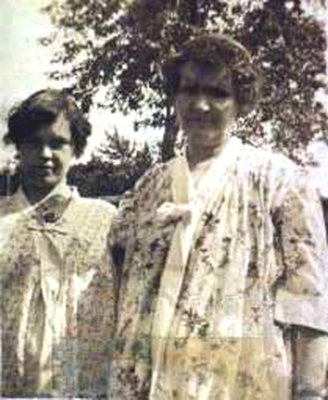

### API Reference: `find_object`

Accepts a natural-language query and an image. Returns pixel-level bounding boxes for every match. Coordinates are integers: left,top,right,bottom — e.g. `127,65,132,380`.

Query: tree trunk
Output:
161,104,179,162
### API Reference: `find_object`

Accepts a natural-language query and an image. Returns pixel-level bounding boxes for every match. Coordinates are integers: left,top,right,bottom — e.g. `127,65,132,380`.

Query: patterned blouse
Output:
108,137,328,400
0,182,116,398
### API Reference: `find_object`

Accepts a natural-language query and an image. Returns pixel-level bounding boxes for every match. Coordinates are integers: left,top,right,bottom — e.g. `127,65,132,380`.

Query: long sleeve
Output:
274,169,328,332
272,169,328,399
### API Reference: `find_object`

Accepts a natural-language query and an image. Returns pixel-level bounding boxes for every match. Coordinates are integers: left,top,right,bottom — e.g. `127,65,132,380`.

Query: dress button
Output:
43,211,56,223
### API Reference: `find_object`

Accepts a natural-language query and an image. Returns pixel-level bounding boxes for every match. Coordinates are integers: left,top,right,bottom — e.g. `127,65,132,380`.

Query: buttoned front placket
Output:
36,222,66,394
18,205,71,396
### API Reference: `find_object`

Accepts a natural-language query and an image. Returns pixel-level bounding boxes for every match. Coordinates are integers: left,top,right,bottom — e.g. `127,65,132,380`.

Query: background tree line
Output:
1,0,327,197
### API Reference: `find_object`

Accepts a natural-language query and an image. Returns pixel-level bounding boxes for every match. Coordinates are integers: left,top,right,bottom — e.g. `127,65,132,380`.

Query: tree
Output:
68,129,154,197
0,159,20,197
43,0,328,162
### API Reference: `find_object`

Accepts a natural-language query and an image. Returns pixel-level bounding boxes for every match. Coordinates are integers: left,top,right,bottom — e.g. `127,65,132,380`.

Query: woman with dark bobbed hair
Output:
108,34,328,399
0,89,116,397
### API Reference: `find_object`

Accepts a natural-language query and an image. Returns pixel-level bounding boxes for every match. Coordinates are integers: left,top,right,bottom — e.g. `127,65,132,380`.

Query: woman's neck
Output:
187,136,229,171
22,183,54,205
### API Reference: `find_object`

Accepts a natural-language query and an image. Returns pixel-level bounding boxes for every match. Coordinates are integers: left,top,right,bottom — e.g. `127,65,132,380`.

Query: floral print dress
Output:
0,182,116,398
108,137,328,400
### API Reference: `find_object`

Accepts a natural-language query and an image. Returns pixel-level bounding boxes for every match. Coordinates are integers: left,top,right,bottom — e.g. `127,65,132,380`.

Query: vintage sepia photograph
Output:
1,0,328,398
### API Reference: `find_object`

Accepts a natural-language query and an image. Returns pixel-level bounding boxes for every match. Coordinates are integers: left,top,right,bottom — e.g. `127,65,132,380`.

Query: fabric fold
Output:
150,138,242,397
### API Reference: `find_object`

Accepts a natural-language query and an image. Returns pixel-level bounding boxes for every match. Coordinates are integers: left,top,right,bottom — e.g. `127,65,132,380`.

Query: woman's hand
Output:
156,202,192,226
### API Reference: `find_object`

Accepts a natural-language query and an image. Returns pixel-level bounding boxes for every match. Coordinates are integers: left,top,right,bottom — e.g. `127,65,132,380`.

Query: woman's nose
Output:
192,95,211,112
40,145,52,159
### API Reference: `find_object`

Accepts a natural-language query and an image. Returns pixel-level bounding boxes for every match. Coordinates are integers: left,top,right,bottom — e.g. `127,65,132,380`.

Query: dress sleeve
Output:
107,189,136,302
274,168,328,332
107,162,168,270
108,189,136,250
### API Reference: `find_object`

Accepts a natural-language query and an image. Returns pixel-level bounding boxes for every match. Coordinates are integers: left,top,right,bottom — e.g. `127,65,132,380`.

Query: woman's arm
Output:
292,326,328,400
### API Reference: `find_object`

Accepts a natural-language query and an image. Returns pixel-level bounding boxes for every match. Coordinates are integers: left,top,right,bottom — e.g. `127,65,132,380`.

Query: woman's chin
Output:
24,175,61,192
189,132,226,149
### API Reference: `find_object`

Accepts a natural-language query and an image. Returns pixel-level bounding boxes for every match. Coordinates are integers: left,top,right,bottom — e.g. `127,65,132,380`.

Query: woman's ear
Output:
236,77,262,118
236,99,253,118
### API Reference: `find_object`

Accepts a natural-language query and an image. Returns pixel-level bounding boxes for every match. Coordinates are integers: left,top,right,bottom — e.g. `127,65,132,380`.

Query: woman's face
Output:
175,61,237,152
19,113,75,192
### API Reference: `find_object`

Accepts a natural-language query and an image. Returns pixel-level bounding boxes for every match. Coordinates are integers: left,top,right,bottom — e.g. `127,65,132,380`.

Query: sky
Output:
0,0,160,167
0,0,54,167
0,1,53,127
308,139,328,198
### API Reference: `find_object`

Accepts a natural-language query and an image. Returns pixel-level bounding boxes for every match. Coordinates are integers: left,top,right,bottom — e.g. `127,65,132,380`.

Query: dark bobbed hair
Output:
5,89,91,157
161,33,262,117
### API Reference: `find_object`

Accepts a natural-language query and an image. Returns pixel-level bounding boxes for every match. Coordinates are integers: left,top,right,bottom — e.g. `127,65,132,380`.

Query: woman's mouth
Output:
31,165,54,176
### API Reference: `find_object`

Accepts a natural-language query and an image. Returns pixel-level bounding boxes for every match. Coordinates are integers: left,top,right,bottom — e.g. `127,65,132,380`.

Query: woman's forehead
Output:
179,60,232,87
22,113,71,141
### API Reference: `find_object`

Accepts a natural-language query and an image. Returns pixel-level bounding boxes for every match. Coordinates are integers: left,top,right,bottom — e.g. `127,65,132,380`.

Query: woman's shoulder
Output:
74,195,116,212
237,141,297,179
69,194,117,225
133,162,169,192
0,196,17,217
0,191,29,217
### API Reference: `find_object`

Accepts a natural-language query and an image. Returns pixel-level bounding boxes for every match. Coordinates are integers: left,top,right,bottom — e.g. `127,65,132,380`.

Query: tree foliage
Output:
43,0,327,162
67,129,153,197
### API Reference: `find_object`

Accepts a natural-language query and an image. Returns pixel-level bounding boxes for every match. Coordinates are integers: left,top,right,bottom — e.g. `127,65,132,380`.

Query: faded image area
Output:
1,0,328,399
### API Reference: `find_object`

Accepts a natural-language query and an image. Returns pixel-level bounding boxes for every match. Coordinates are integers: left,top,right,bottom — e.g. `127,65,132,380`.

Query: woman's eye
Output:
179,86,199,96
178,86,231,99
22,139,40,148
209,88,230,99
49,139,70,149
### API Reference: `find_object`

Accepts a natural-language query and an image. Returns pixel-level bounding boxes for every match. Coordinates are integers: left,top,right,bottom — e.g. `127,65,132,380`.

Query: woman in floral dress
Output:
0,89,116,398
108,34,328,400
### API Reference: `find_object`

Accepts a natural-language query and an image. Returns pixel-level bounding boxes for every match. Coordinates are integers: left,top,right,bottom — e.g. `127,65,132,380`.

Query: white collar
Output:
2,180,77,216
